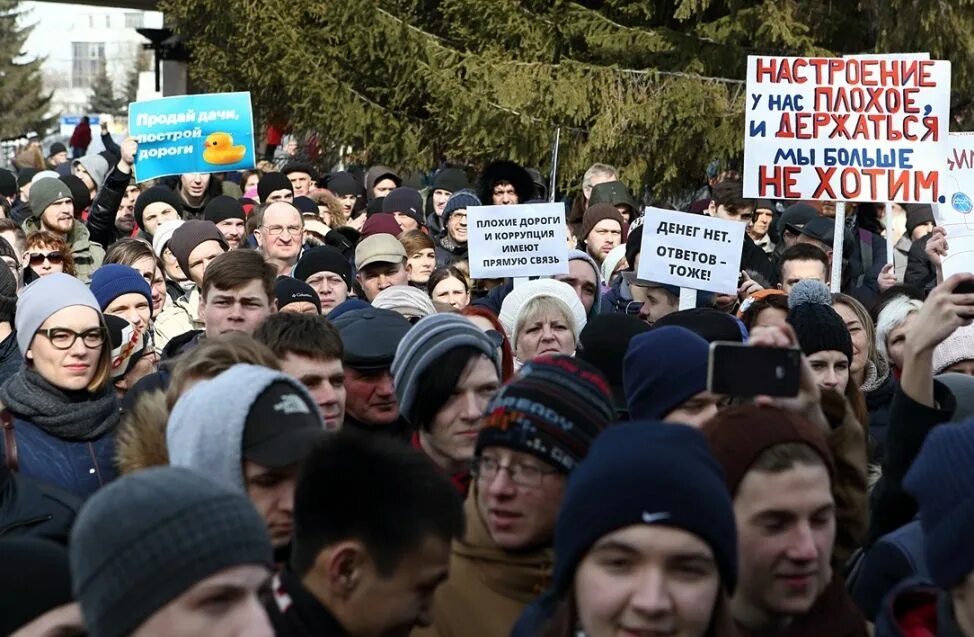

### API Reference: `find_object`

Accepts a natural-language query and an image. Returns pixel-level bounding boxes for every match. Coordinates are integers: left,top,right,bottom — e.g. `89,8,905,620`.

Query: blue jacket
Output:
2,417,117,500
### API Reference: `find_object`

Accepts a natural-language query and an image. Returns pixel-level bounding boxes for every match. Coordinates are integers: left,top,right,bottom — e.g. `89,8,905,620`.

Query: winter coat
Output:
0,464,79,545
152,287,203,355
69,122,91,152
740,234,774,283
86,164,131,249
865,370,897,465
737,576,867,637
264,570,350,637
115,388,169,475
435,236,468,268
875,579,965,637
0,331,22,388
904,234,936,296
413,493,552,637
847,227,888,308
893,235,911,284
600,274,641,316
852,519,928,622
22,217,105,284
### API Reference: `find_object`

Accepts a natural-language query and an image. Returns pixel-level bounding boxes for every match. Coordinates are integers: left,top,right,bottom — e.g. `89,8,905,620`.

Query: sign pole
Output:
548,127,561,203
830,202,845,293
679,287,696,311
885,201,896,266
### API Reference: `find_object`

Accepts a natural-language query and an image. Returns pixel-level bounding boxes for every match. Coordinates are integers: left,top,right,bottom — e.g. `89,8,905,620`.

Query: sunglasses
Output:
28,252,64,267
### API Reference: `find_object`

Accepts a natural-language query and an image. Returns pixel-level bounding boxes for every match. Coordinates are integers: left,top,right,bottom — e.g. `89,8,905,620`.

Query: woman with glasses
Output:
392,314,502,496
0,274,119,499
23,230,75,281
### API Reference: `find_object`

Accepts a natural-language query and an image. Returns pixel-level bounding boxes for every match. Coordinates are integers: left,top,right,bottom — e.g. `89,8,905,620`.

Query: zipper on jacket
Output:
0,514,53,535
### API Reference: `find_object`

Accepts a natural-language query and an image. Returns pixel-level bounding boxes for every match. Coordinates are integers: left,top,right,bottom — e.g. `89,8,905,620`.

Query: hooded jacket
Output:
115,388,169,475
477,161,536,206
875,579,966,637
363,165,400,202
22,217,105,284
0,464,79,545
413,492,552,637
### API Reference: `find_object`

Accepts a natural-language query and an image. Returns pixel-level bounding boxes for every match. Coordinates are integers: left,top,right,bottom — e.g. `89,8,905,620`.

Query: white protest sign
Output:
933,133,974,279
638,208,746,295
743,55,951,203
467,203,569,279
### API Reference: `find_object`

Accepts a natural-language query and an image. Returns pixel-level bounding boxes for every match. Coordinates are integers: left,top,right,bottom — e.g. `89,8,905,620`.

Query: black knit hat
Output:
203,195,246,224
476,355,615,474
382,187,424,226
293,195,318,215
327,171,363,197
432,167,470,194
293,246,350,288
60,174,92,215
168,220,229,279
625,224,643,272
905,204,935,238
787,279,853,362
274,276,322,314
0,169,17,198
257,172,293,202
134,186,183,231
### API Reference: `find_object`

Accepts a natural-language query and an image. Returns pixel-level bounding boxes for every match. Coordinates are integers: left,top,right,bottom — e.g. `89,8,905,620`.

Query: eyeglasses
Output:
261,224,303,236
471,456,558,488
37,327,107,350
27,252,64,266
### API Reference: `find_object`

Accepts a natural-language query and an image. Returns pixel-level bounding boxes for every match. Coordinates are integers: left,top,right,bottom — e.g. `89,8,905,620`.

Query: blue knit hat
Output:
90,264,153,312
904,419,974,589
442,189,481,225
551,422,737,596
623,326,710,420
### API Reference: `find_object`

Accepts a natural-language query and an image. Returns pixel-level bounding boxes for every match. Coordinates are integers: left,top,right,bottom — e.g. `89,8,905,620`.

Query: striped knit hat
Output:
392,314,501,424
475,355,615,474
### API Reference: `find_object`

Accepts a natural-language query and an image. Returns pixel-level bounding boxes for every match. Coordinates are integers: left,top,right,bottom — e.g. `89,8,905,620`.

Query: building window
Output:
124,13,143,29
71,42,106,89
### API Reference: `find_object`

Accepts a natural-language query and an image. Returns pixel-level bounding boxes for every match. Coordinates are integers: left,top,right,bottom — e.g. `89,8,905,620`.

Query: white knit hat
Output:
152,220,185,258
933,323,974,375
499,279,587,346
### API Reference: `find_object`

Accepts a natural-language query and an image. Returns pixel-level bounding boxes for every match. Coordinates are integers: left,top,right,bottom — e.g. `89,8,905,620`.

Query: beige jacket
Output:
152,287,202,354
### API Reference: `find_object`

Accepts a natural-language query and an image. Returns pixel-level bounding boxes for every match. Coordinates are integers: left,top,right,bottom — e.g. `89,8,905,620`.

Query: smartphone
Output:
708,341,802,398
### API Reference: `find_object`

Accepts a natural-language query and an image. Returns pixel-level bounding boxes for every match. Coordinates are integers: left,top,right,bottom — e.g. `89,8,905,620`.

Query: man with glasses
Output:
415,356,615,637
435,190,478,267
255,201,304,276
24,178,104,283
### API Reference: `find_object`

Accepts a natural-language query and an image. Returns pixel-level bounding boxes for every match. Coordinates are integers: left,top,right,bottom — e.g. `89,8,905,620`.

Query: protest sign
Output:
933,133,974,279
638,207,745,295
467,203,569,279
129,92,255,182
743,56,951,203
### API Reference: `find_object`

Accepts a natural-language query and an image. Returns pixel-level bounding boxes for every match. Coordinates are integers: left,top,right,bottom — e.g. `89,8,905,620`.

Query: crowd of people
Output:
1,129,973,637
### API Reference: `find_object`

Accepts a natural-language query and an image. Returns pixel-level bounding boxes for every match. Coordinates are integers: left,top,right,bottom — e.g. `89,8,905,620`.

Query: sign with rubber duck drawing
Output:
128,92,256,182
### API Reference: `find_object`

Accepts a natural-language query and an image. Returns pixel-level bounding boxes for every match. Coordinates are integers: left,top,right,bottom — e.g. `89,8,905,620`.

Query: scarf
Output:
860,359,890,394
0,367,119,441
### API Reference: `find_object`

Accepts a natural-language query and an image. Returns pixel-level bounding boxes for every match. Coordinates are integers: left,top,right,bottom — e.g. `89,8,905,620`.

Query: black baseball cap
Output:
242,382,325,468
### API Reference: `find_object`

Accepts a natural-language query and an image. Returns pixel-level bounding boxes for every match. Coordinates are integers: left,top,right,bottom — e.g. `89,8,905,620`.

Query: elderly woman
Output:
875,295,923,377
0,274,119,499
499,279,587,367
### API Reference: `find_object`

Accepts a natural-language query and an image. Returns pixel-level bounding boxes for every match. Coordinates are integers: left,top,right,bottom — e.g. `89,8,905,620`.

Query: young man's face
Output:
243,460,298,549
554,260,598,315
40,198,75,235
180,173,210,200
372,178,398,200
279,352,345,431
304,271,348,315
142,203,181,236
585,219,623,264
778,259,827,294
216,218,247,249
200,280,275,338
630,283,678,326
432,189,452,215
664,390,725,429
714,204,754,224
357,261,408,301
130,565,271,637
187,240,228,286
731,462,835,630
446,209,468,244
117,185,141,234
491,182,519,205
343,366,399,426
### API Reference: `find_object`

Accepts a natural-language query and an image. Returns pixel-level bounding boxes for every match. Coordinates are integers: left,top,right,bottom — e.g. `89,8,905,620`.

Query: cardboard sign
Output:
638,208,746,295
129,92,256,182
934,133,974,279
467,203,569,279
743,55,951,203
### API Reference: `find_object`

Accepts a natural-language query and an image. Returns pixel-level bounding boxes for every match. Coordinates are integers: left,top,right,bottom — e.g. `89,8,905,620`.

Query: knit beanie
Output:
33,170,60,183
360,213,403,240
623,326,709,420
0,254,16,324
787,279,853,362
203,194,246,224
90,264,153,311
366,197,386,217
75,154,109,190
624,224,643,272
600,244,627,282
105,314,149,381
257,172,294,202
476,355,615,474
0,537,73,636
392,314,502,424
134,186,184,232
372,284,437,321
70,466,272,637
432,168,470,194
904,419,974,589
551,422,737,598
29,177,73,218
15,273,102,355
60,174,92,215
274,276,322,313
0,168,16,198
933,323,974,375
499,279,587,346
383,187,424,226
580,203,628,243
168,220,229,279
577,313,651,416
442,189,481,229
293,246,351,288
655,308,748,343
327,171,363,197
702,405,834,495
904,204,935,238
151,219,184,258
17,168,37,188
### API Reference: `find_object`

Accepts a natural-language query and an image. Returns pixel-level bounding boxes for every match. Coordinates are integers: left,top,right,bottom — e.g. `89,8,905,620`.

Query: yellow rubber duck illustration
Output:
202,132,247,164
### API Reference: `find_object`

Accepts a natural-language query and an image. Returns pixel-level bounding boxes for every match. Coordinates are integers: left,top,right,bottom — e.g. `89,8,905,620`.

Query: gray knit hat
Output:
168,220,229,280
392,314,501,424
70,466,272,637
28,177,73,218
15,273,102,355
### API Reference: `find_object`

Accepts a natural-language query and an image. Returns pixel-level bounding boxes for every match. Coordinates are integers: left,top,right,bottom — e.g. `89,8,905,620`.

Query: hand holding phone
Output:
708,341,801,398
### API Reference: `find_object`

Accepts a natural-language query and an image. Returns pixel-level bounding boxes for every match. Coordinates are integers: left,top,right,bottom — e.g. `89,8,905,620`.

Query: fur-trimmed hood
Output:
115,388,169,475
477,160,536,205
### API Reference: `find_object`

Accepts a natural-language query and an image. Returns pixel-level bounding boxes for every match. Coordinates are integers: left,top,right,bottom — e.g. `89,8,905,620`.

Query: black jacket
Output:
87,164,130,249
0,465,79,545
865,373,897,465
264,570,349,637
904,234,936,296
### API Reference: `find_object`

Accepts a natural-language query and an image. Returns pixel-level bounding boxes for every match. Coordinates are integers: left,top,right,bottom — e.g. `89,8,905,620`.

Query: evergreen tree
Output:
0,0,54,139
87,64,124,117
160,0,974,200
